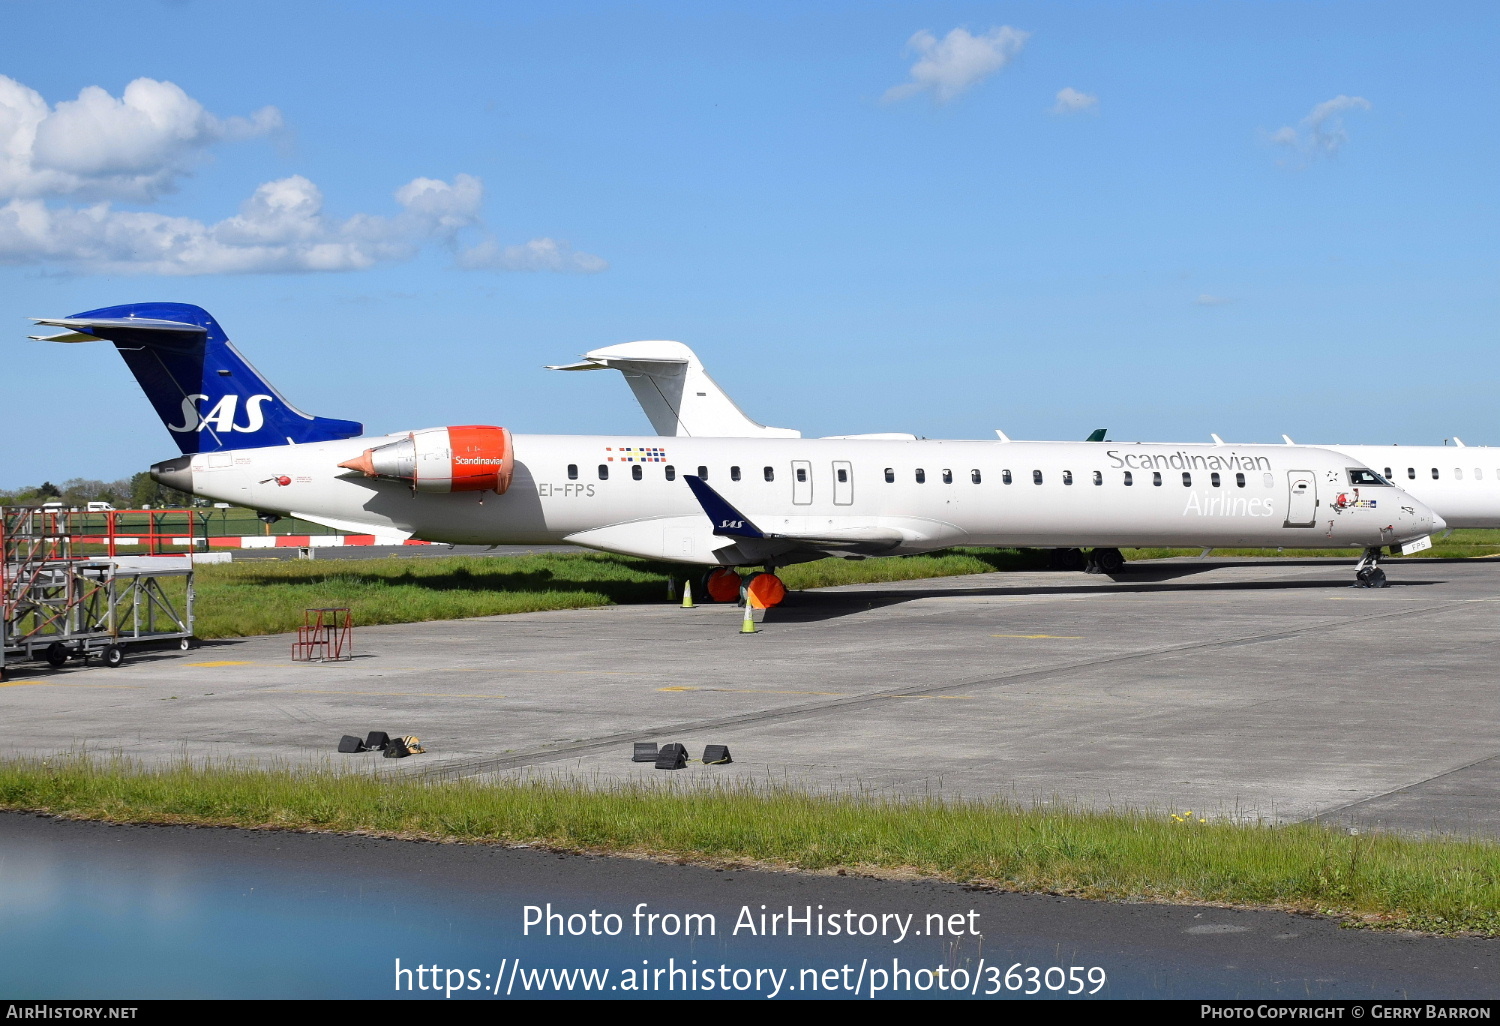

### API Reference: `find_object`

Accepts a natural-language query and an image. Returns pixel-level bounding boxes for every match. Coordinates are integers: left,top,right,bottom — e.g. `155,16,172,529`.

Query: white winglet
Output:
1282,434,1296,445
1210,433,1224,445
995,429,1012,442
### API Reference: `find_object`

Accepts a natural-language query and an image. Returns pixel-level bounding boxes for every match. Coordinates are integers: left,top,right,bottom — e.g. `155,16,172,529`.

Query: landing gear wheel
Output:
102,645,125,668
741,572,788,609
702,567,742,603
1091,548,1126,574
1049,548,1087,572
1355,567,1389,589
44,642,68,669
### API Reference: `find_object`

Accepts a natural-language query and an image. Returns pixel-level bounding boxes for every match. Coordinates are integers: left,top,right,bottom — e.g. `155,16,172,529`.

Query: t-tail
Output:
29,302,363,454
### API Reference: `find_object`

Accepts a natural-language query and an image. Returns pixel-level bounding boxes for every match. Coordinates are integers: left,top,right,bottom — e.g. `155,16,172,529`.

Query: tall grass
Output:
3,756,1497,936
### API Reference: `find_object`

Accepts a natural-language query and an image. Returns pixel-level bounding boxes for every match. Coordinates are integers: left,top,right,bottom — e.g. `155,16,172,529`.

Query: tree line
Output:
0,473,193,509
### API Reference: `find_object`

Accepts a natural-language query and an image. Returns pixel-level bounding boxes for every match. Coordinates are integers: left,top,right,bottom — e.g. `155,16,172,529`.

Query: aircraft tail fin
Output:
30,302,363,454
548,340,800,438
1085,428,1107,442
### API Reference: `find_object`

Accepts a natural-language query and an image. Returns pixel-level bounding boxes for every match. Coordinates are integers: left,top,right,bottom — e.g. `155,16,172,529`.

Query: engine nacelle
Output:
338,425,514,494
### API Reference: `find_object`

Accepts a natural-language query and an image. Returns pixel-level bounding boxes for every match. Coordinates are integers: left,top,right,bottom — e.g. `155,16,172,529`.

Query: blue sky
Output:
2,1,1495,487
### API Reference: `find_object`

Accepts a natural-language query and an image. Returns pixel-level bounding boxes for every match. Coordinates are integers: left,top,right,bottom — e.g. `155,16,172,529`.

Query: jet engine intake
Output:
338,425,514,494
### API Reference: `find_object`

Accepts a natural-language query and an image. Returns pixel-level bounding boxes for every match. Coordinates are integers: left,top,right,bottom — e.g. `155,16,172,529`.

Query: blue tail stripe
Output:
682,475,764,537
63,302,363,454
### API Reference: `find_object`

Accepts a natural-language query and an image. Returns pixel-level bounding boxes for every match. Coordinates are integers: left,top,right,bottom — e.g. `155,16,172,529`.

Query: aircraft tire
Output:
1049,548,1087,572
1092,548,1126,573
741,572,788,609
702,567,742,603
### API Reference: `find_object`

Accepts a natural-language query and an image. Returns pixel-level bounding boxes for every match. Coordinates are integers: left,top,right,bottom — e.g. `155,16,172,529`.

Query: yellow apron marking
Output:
185,661,254,667
990,634,1083,639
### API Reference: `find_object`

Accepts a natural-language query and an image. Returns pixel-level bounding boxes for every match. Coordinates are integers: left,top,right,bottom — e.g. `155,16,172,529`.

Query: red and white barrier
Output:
75,534,434,549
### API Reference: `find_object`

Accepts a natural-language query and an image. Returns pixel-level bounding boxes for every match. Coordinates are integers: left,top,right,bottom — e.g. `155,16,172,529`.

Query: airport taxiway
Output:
6,557,1499,837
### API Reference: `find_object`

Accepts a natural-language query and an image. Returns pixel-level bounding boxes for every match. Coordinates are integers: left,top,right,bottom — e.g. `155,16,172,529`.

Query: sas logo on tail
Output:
167,393,273,434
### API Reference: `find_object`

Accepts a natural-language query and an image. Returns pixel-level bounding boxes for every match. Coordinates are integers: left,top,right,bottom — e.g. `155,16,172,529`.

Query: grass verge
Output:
187,548,1049,639
3,757,1497,936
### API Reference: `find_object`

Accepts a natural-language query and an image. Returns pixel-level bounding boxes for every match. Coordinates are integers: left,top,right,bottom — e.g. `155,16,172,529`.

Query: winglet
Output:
1210,433,1225,444
995,429,1012,442
683,475,764,537
1085,428,1107,442
1282,434,1296,445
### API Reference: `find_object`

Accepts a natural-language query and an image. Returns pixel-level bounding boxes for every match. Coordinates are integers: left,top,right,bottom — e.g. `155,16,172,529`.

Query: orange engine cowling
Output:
338,425,514,494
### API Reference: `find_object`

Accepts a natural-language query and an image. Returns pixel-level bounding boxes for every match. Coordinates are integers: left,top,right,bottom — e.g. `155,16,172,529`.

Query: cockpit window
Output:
1347,468,1389,486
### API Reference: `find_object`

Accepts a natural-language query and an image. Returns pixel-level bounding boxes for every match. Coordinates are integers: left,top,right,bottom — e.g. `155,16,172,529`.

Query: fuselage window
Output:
1033,470,1043,485
632,465,642,481
731,466,741,481
1182,472,1192,487
971,469,981,484
1123,471,1133,486
1235,472,1245,488
1262,473,1274,488
796,467,808,483
1062,470,1073,485
884,468,894,483
916,469,926,483
1408,467,1415,479
1454,468,1463,480
698,465,708,480
1477,469,1484,481
764,466,774,482
598,464,609,480
1092,470,1102,485
1153,472,1163,487
942,469,953,484
838,468,849,483
1002,470,1013,485
567,464,578,480
1211,472,1221,487
1384,467,1392,480
664,465,676,481
1432,468,1440,480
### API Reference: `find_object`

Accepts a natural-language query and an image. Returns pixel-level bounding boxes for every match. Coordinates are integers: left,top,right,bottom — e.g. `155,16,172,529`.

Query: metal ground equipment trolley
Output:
1,506,196,677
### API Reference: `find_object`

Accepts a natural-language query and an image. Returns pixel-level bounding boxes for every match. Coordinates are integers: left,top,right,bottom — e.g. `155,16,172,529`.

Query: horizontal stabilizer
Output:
30,302,363,455
548,339,800,438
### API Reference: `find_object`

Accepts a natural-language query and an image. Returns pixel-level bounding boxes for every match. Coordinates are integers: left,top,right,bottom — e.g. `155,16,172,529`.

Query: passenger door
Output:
1284,470,1316,527
832,461,853,505
791,460,813,505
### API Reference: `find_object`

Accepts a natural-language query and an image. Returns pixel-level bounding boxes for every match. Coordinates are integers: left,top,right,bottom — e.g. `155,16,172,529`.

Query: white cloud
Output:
883,26,1029,104
1271,95,1371,161
1051,87,1098,115
0,75,281,201
0,75,607,276
0,172,604,276
455,236,608,273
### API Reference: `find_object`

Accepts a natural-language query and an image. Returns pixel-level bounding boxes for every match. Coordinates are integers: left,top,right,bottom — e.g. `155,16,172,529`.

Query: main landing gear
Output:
1353,546,1389,589
1052,548,1125,574
699,567,788,608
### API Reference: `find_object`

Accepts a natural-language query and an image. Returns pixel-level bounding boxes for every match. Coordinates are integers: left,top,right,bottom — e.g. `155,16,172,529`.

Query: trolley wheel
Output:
45,642,69,669
102,645,125,669
179,637,196,652
701,567,742,603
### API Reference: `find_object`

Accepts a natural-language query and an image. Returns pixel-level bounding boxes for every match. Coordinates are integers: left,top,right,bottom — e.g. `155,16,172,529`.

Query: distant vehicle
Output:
39,501,66,510
86,502,115,512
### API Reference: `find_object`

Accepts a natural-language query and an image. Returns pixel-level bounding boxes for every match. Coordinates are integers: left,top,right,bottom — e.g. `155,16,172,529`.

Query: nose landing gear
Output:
1354,546,1389,588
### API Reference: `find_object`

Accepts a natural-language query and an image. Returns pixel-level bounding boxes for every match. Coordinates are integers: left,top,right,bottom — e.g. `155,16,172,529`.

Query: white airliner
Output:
29,304,1441,603
558,340,1500,550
